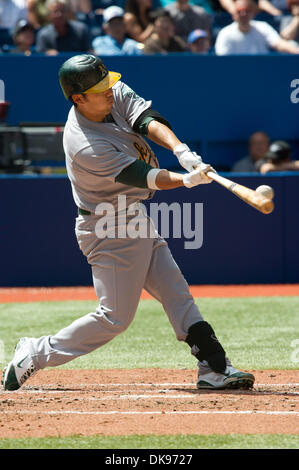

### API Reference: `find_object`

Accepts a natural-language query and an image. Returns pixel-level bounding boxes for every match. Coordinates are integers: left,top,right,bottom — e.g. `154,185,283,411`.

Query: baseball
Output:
256,185,274,200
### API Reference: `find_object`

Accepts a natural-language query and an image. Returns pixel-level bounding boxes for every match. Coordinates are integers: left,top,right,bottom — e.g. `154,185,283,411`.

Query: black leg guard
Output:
185,321,226,373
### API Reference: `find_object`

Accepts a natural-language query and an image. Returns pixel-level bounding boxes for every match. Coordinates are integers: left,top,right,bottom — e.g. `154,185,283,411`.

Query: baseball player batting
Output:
2,54,254,391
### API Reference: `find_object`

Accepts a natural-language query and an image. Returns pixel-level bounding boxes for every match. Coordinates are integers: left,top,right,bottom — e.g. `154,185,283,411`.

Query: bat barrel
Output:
234,188,274,214
254,198,274,215
207,171,274,214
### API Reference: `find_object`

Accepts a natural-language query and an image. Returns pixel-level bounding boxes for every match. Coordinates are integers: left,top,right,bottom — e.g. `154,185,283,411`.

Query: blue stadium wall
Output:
0,54,298,286
0,172,298,286
1,53,299,169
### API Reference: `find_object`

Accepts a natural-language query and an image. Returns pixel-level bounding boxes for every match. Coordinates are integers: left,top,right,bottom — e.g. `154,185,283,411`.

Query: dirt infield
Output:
1,286,298,440
1,284,299,303
0,369,298,438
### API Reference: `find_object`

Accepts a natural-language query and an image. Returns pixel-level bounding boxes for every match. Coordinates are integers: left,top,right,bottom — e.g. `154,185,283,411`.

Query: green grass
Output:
0,296,298,370
0,434,298,449
0,296,298,450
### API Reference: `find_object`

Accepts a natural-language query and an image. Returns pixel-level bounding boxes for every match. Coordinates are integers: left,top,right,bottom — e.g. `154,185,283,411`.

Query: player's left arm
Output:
118,84,214,173
145,119,181,152
133,109,213,173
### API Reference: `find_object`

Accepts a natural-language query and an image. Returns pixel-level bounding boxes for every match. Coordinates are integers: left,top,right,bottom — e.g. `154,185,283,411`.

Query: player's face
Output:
74,89,114,121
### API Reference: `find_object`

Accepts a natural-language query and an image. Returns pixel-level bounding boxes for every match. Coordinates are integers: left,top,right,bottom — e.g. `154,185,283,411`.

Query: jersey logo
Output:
98,63,108,78
122,84,141,101
134,142,158,167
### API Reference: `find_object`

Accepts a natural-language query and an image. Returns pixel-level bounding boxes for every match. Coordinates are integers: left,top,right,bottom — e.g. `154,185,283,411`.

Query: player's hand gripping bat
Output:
205,171,274,215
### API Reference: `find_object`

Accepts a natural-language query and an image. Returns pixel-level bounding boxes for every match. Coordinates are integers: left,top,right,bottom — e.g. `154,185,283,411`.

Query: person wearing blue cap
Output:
187,28,211,52
92,5,143,55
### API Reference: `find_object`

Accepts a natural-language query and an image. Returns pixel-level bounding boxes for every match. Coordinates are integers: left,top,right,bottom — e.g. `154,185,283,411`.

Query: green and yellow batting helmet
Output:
58,54,121,100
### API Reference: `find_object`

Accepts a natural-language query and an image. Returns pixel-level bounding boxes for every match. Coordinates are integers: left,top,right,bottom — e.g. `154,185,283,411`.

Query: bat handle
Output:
206,171,235,191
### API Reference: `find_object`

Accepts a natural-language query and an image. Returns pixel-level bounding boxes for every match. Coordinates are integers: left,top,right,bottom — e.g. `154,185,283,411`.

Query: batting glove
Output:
173,143,202,172
183,165,214,188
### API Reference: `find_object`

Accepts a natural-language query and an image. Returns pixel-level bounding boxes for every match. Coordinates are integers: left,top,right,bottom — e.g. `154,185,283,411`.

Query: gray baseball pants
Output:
29,205,204,370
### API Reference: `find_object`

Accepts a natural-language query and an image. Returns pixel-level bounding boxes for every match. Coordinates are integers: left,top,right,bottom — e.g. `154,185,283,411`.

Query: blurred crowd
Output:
0,0,298,55
231,132,299,173
0,0,298,174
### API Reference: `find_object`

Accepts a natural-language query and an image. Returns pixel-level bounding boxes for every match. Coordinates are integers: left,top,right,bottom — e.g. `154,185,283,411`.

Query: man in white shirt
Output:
215,0,299,54
0,0,27,30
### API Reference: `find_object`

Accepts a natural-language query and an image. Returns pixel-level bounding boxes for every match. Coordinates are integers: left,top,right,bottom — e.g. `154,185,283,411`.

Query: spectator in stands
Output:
165,0,213,42
143,8,188,52
27,0,50,29
124,0,154,43
91,0,126,16
215,0,299,54
27,0,90,29
280,0,299,45
231,131,270,171
92,5,143,54
0,0,27,30
257,0,284,16
256,140,299,172
160,0,214,15
187,27,211,51
10,18,36,54
69,0,92,14
35,0,91,54
209,0,283,16
206,0,238,15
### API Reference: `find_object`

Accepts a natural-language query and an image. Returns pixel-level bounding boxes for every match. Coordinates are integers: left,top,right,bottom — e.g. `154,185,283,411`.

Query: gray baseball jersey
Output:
25,81,204,370
64,80,159,213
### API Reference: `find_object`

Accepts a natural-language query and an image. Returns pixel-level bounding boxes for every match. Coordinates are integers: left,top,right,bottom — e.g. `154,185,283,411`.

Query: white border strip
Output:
1,410,298,416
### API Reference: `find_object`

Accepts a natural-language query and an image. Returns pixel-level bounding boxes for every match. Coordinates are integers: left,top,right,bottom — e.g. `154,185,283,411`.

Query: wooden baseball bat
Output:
206,171,274,215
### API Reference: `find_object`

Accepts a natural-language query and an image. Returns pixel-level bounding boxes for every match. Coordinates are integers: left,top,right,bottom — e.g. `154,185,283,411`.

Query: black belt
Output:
78,208,91,216
78,201,142,216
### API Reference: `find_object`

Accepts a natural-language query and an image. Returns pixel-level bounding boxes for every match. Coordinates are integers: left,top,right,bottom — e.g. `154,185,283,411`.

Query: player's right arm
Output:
115,159,212,190
154,168,212,189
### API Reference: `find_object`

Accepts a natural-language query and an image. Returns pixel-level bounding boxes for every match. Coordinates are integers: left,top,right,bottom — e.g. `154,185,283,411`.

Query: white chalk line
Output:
1,392,299,402
0,394,202,401
1,410,298,416
2,394,197,400
14,382,299,388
